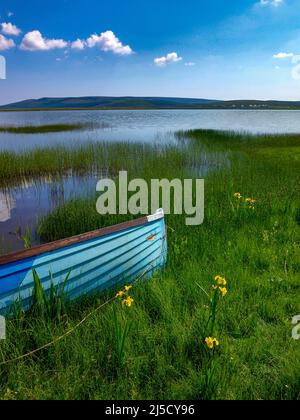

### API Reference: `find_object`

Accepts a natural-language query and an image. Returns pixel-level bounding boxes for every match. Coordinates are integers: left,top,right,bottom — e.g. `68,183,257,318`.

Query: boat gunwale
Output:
0,213,164,267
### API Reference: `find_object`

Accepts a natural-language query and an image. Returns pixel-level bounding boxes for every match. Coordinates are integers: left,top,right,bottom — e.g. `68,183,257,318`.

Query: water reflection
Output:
0,172,106,254
0,192,16,222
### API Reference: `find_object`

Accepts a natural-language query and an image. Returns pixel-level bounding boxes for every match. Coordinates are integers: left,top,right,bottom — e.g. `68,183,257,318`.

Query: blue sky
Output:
0,0,300,104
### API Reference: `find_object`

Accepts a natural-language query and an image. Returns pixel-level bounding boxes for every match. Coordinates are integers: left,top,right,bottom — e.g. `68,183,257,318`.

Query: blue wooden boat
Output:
0,209,167,315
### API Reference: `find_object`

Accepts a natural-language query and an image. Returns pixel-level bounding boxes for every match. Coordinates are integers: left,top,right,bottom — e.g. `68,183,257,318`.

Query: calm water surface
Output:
0,173,105,253
0,109,299,253
1,109,300,151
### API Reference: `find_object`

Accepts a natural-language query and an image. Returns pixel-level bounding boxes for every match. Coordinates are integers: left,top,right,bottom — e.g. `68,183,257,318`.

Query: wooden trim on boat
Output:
0,213,164,267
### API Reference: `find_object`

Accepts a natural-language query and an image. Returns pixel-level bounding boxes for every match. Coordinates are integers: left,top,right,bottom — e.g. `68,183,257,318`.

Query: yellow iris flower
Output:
122,296,134,307
215,275,227,286
205,337,220,350
219,287,228,297
116,290,125,299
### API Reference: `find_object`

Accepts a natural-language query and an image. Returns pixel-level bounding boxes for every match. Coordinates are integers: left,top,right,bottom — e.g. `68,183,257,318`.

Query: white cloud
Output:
20,30,68,51
71,38,86,50
273,52,294,59
184,62,196,67
1,22,21,36
0,34,15,51
154,52,183,67
7,12,14,17
87,30,133,55
259,0,283,6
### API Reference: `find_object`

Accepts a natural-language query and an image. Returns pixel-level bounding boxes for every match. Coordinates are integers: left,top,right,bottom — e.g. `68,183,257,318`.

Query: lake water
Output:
0,173,105,253
1,109,300,254
1,109,300,151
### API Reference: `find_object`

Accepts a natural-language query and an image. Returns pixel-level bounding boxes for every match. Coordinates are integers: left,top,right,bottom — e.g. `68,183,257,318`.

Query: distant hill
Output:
0,96,218,110
1,96,300,110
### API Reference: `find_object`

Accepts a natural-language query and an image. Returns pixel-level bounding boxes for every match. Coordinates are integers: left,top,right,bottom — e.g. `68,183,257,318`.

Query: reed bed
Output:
0,124,85,134
0,140,215,187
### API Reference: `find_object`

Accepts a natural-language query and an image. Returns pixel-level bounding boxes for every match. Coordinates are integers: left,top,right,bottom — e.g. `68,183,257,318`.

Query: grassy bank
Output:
0,130,299,400
0,123,85,134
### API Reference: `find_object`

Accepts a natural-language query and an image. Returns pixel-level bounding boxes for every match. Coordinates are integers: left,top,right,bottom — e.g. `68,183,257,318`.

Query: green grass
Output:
0,130,300,400
0,123,85,134
0,140,216,187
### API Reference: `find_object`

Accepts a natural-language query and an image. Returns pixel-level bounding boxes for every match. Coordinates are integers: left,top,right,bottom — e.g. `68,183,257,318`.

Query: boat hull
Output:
0,210,167,315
